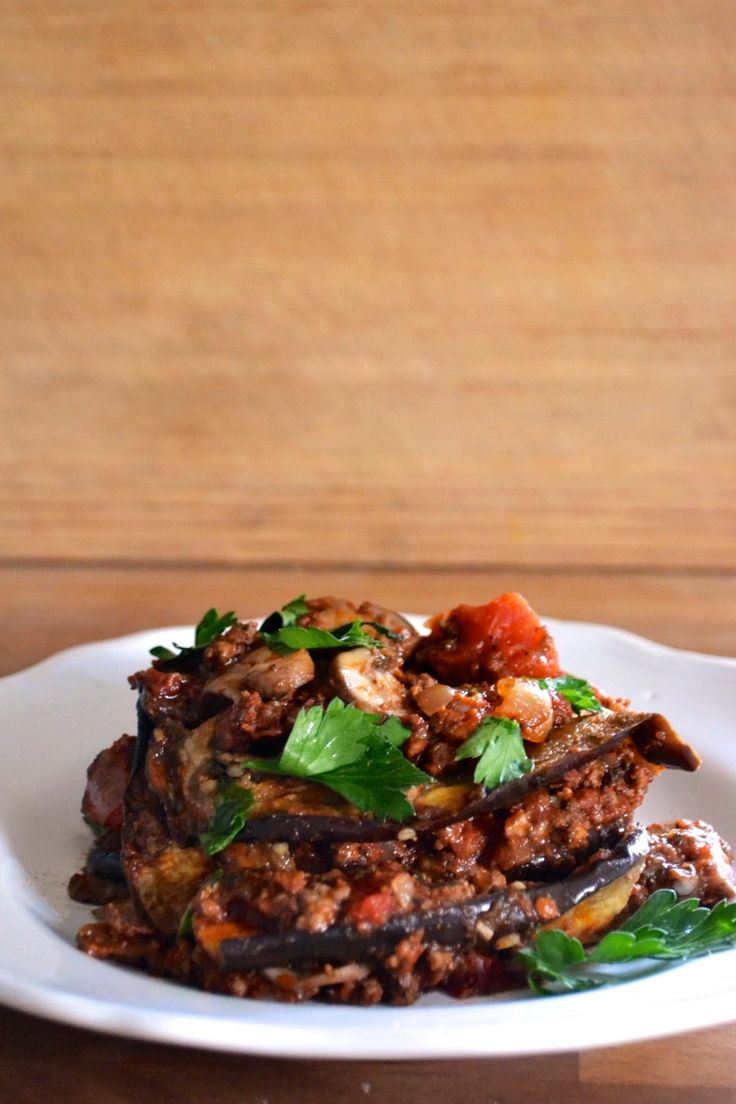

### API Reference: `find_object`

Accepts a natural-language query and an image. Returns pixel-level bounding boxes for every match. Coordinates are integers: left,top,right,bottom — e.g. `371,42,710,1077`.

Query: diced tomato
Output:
347,886,396,929
81,734,136,831
422,592,561,683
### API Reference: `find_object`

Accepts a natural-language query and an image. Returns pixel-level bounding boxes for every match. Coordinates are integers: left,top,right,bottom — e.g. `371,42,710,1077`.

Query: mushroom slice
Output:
298,596,359,631
205,646,315,702
331,647,409,715
356,601,421,656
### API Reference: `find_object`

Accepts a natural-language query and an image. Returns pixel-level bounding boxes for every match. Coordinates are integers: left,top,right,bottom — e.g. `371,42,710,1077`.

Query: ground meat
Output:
212,691,288,752
383,930,426,1004
432,819,489,873
129,668,202,726
422,738,460,776
403,712,431,761
493,742,654,874
331,840,413,869
77,899,160,965
410,676,495,744
630,820,736,908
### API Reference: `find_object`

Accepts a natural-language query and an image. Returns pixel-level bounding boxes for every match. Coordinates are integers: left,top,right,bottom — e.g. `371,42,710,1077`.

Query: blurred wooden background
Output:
1,2,735,1100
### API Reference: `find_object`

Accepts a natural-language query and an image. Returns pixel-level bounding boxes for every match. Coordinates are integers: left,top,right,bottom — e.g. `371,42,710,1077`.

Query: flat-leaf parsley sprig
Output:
200,784,255,856
516,889,736,994
259,594,311,633
454,716,533,790
537,675,603,714
244,698,433,821
150,607,237,662
259,596,399,656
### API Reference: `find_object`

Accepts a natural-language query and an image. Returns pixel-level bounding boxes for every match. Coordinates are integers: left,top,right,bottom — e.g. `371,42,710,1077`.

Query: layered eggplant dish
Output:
70,593,736,1003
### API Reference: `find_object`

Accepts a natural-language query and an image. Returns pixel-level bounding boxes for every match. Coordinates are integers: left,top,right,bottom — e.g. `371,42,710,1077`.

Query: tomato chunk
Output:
347,874,400,929
349,891,396,929
420,592,561,683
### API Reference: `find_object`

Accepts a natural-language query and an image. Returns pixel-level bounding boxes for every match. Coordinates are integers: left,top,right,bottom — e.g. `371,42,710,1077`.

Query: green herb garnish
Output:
150,607,237,662
193,608,238,647
245,699,432,821
517,889,736,994
199,783,254,856
259,594,311,633
259,596,399,655
149,646,179,661
455,716,533,790
177,902,195,938
262,619,397,656
537,675,602,714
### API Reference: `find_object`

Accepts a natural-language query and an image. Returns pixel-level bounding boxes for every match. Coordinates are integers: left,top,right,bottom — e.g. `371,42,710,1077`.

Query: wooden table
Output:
2,1,735,1099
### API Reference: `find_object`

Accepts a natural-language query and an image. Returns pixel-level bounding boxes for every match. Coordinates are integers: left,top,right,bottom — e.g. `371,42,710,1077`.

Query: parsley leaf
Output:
516,889,736,994
199,783,254,856
538,675,602,714
178,902,195,938
259,594,311,633
316,741,430,821
194,608,238,647
150,607,237,662
455,716,532,789
259,597,400,655
262,618,395,656
244,699,432,821
277,698,372,775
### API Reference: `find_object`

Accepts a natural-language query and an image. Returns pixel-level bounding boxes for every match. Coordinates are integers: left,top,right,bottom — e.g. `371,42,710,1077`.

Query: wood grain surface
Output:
2,1,736,571
3,564,736,676
1,0,735,1101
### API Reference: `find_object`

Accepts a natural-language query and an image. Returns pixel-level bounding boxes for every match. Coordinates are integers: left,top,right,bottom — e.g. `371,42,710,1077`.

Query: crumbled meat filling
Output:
630,819,736,908
493,743,655,874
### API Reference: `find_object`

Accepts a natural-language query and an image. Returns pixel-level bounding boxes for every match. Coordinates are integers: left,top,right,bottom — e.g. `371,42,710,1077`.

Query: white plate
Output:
0,617,734,1058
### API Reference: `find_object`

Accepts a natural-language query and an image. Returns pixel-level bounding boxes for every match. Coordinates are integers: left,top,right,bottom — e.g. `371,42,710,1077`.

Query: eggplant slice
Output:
217,827,649,971
235,711,698,844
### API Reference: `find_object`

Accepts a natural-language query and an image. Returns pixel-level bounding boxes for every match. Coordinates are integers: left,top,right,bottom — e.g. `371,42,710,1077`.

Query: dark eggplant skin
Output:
131,693,155,778
86,842,125,883
217,827,649,971
236,711,699,845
